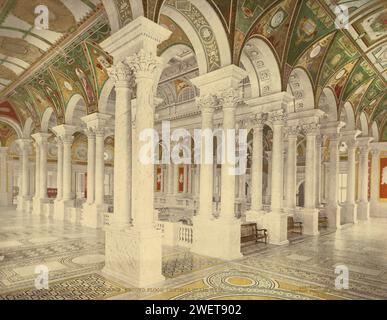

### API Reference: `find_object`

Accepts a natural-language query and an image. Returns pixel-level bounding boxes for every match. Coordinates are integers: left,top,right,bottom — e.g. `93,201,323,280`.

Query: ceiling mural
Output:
0,0,385,141
245,0,296,64
0,100,21,124
0,120,15,146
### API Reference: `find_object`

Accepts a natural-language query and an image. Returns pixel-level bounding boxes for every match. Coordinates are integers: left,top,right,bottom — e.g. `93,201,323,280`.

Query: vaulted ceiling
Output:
0,0,386,142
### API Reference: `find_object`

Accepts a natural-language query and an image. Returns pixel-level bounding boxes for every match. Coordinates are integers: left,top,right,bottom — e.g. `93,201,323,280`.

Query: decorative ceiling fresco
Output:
0,0,385,142
0,120,16,146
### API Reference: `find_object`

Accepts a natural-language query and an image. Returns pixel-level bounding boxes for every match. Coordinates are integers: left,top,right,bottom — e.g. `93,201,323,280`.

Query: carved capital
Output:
250,113,267,129
301,122,320,136
284,125,299,138
84,128,96,140
106,61,134,88
126,49,161,77
370,148,379,156
219,88,242,109
269,109,286,124
196,94,217,113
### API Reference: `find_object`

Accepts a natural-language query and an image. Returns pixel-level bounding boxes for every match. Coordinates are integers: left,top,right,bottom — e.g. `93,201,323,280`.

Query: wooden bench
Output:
287,216,303,235
241,223,268,245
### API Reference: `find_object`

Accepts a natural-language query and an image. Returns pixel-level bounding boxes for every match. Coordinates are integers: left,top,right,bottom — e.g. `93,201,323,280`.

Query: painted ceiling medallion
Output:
309,44,322,58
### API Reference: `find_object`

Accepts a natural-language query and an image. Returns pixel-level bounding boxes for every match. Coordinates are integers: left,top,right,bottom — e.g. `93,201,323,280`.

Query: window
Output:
339,173,347,203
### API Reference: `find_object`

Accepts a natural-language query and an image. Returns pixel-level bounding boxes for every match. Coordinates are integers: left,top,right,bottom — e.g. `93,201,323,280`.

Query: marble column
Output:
0,147,10,206
85,129,95,205
285,126,297,213
127,50,161,230
343,139,358,224
267,110,288,245
81,113,111,228
315,135,322,207
245,114,265,224
369,148,379,215
33,141,40,203
16,139,32,212
357,137,372,220
265,151,272,203
219,89,241,223
326,134,341,229
52,125,77,220
106,63,133,226
62,136,73,202
95,128,106,207
100,16,171,288
301,123,319,235
55,138,63,201
32,133,50,215
191,65,246,260
195,94,216,220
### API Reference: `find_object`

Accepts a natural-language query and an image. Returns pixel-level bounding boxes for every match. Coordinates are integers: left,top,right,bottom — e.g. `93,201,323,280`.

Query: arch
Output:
102,0,144,33
287,67,314,111
65,94,87,127
154,44,199,96
359,112,369,136
318,87,337,121
341,102,356,131
0,116,22,139
371,121,379,141
98,78,115,115
160,5,208,75
241,37,281,97
40,107,57,133
22,117,34,138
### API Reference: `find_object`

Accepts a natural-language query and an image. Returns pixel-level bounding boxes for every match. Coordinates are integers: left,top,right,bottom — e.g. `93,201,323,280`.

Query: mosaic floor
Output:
0,207,386,300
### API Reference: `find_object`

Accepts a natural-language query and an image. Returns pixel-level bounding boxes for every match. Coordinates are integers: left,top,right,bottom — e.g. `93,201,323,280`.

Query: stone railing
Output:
155,220,193,248
177,224,193,247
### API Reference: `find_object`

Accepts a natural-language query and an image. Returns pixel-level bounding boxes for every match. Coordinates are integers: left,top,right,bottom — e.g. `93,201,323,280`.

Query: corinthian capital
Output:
250,113,267,129
106,61,134,87
301,122,320,136
196,94,218,113
126,49,161,76
284,125,299,138
269,109,286,124
219,88,242,109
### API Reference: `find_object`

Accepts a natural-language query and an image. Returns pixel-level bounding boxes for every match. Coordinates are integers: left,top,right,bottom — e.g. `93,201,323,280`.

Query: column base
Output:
325,204,341,229
0,192,11,206
191,216,242,260
300,208,319,236
102,225,165,288
82,203,107,229
266,211,289,245
357,201,370,220
342,202,358,224
54,199,74,221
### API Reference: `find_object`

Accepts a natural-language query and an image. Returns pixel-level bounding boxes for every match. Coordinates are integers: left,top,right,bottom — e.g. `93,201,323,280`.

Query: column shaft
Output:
95,130,105,205
56,139,63,200
250,124,263,212
270,123,284,212
39,140,48,199
304,134,316,209
62,137,73,200
86,131,95,204
286,133,297,210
